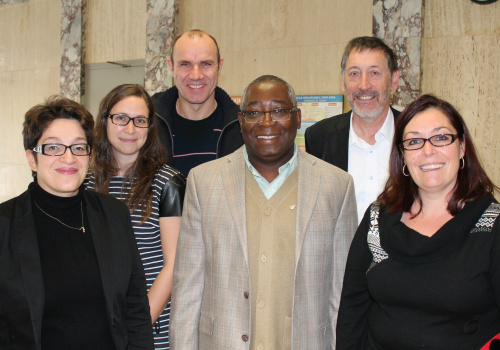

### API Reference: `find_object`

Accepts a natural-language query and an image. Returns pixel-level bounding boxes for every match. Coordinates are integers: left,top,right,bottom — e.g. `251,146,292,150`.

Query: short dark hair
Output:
169,29,221,66
92,84,167,222
241,75,297,110
341,36,398,75
23,96,94,178
378,94,497,216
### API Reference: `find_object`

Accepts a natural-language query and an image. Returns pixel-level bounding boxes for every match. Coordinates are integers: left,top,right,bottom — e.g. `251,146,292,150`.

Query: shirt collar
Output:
348,108,395,147
243,144,298,181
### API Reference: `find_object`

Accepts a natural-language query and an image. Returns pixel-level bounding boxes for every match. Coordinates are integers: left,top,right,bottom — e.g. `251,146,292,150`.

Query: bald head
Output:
170,29,221,67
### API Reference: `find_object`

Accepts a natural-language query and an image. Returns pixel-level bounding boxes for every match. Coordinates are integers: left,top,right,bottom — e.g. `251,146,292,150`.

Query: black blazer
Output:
0,185,154,350
305,107,401,171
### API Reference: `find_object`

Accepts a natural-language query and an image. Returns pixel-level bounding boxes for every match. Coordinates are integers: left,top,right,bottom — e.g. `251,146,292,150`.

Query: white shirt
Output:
348,109,394,223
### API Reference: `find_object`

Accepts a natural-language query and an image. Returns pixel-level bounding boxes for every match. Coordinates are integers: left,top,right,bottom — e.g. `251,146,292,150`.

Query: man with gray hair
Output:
171,75,357,349
305,36,400,222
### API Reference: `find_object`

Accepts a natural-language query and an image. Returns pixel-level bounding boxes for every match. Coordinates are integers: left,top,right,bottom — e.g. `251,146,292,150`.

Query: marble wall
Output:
0,0,61,203
177,0,373,98
421,0,500,192
0,0,498,202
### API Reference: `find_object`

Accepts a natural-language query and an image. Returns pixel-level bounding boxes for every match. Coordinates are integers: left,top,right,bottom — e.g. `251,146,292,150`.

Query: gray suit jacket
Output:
171,147,357,350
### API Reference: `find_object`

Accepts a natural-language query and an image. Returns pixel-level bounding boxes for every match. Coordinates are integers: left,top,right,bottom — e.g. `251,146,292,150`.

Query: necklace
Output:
34,201,85,233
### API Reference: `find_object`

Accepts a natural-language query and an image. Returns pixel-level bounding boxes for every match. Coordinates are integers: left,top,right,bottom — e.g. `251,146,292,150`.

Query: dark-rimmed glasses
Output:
108,114,150,128
32,143,91,156
401,134,458,151
240,108,297,123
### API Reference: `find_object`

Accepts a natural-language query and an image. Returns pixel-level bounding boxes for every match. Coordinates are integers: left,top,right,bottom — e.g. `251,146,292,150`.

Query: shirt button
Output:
242,334,249,342
260,254,267,263
258,300,266,308
257,345,264,350
244,291,249,299
369,176,373,180
264,208,271,216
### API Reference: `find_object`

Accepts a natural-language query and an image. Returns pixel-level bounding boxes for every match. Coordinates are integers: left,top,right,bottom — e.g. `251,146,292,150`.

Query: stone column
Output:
60,0,86,102
145,0,179,95
373,0,423,108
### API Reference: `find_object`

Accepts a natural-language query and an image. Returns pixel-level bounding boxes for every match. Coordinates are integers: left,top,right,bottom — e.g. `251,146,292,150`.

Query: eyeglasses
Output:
240,108,297,123
32,143,91,156
401,134,458,151
108,114,150,128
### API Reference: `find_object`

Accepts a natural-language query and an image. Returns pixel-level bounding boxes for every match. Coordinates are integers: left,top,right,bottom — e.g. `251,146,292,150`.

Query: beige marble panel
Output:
0,67,60,165
0,0,60,72
422,34,500,188
221,46,302,97
178,0,372,99
86,0,147,63
0,164,33,203
424,0,500,38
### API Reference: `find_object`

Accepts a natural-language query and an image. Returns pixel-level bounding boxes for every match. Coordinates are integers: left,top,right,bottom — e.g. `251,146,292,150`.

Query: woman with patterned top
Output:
87,84,185,350
336,95,500,349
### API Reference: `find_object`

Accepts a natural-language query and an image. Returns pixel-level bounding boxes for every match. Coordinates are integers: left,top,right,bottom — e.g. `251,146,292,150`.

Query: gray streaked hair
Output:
240,75,297,110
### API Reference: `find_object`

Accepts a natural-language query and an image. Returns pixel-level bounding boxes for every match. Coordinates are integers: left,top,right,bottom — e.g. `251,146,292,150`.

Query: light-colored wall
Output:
178,0,373,98
421,0,500,191
0,0,61,203
86,0,147,64
1,0,498,202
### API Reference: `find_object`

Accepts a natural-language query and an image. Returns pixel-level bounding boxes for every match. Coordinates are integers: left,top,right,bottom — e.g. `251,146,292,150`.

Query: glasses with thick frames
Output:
401,134,458,151
108,114,150,128
240,108,297,123
32,143,91,156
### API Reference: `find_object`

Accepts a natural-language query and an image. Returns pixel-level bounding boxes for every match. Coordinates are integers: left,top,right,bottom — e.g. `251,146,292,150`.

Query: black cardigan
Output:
0,183,154,350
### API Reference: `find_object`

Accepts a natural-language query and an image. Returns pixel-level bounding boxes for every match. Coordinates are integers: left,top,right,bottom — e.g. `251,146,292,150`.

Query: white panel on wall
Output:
82,60,146,119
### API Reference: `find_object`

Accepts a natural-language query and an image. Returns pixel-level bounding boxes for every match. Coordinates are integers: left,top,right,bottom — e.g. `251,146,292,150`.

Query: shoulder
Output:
83,189,129,215
155,164,186,190
191,147,244,176
0,190,30,219
391,106,401,120
214,87,240,118
151,86,178,105
298,149,351,180
305,110,351,138
152,86,178,120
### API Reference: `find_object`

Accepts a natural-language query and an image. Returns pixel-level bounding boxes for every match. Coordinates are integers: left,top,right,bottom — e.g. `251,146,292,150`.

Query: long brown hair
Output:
92,84,167,221
378,94,497,215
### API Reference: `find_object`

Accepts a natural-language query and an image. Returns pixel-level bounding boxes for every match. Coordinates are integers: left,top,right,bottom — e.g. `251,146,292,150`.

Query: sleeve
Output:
304,124,317,156
330,175,358,346
489,209,500,315
158,172,186,217
169,169,204,350
123,210,155,349
336,206,374,350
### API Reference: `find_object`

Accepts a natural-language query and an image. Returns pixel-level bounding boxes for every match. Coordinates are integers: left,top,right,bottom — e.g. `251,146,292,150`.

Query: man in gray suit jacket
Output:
305,37,400,222
171,75,357,349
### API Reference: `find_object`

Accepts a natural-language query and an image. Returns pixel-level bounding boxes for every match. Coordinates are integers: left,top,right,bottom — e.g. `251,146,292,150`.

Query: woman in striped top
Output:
86,84,185,349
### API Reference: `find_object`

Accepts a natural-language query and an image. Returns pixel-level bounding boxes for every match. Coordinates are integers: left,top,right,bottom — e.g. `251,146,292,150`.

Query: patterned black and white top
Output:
86,164,185,349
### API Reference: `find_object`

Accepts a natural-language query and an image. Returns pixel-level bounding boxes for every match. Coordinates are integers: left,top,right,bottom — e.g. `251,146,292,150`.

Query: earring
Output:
460,157,465,169
402,164,409,177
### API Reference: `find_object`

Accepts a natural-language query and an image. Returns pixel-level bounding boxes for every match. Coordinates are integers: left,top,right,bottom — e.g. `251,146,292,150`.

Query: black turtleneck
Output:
30,181,115,350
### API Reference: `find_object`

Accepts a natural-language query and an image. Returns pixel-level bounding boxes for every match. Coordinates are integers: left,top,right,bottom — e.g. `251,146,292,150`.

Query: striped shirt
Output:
86,164,185,349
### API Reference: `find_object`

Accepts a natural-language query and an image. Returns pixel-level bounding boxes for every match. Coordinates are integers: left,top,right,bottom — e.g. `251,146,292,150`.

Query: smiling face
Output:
168,33,223,109
342,49,399,120
26,118,89,197
239,81,301,170
403,108,465,198
106,96,149,168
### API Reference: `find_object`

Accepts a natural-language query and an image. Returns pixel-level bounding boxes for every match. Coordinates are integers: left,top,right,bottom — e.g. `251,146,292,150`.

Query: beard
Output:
347,89,391,120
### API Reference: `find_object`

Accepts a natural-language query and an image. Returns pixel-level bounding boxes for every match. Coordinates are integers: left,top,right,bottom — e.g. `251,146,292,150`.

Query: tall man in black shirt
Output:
152,29,243,176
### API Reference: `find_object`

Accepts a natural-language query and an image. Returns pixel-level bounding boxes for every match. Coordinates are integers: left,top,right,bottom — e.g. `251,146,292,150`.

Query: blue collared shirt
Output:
243,144,298,199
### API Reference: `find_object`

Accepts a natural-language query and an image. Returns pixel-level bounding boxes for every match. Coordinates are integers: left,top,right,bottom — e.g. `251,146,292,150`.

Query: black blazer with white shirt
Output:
0,185,153,350
305,107,400,171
